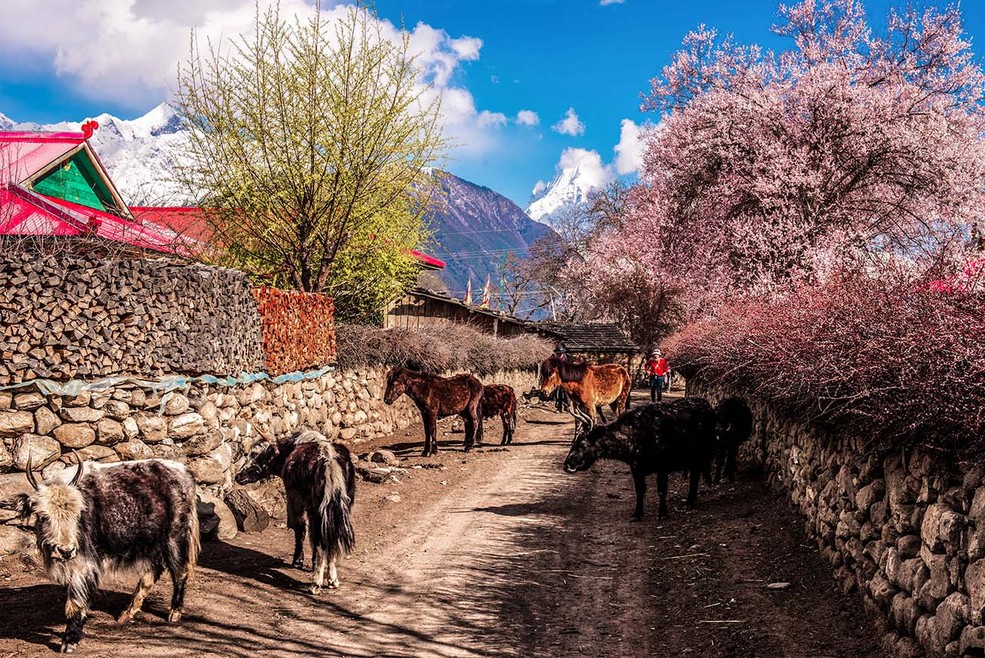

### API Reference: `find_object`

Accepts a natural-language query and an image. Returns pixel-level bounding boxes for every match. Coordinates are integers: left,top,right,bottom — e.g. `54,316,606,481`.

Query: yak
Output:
236,429,356,593
713,397,754,483
563,398,717,519
482,384,518,445
11,455,199,654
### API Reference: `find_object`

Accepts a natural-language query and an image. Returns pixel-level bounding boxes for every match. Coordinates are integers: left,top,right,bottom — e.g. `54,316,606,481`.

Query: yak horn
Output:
25,453,40,491
69,451,84,486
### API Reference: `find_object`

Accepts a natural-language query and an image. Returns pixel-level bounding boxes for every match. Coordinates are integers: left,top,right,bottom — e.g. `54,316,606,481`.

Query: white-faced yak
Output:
481,384,518,445
713,397,754,483
563,398,717,519
235,429,355,593
12,456,199,654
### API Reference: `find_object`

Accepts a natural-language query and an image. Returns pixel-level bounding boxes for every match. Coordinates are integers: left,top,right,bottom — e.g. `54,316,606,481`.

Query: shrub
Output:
664,273,985,456
336,323,551,376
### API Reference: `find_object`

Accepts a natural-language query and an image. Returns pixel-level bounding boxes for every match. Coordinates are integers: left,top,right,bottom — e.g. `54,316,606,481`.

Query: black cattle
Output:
236,429,355,593
12,456,199,653
713,397,754,483
563,398,717,519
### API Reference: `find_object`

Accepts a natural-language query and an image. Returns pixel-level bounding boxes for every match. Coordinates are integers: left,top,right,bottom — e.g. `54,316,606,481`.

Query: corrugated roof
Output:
0,133,82,185
536,322,639,353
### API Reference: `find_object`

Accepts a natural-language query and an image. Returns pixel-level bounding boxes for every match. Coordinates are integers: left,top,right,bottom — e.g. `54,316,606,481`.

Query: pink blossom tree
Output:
580,0,985,315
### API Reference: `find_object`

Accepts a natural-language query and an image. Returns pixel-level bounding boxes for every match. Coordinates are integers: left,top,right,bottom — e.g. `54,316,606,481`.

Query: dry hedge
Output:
664,273,985,456
336,323,552,376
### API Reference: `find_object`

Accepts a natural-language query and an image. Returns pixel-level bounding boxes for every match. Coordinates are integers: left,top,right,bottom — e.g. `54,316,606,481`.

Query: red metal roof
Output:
0,132,85,184
0,184,195,255
410,249,446,270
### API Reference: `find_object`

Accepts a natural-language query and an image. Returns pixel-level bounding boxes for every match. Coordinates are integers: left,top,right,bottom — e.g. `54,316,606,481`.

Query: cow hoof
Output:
60,642,77,654
168,610,182,623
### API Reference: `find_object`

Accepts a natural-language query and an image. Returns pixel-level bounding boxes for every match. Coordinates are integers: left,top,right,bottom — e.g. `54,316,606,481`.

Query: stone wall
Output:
701,385,985,658
0,254,264,383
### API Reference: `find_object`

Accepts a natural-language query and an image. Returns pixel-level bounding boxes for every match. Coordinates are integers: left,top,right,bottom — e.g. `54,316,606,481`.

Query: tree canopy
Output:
175,3,445,322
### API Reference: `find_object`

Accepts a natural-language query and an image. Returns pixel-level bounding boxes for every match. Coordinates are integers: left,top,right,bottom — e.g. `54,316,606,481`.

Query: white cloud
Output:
613,118,647,175
600,0,625,4
532,180,548,196
558,147,615,189
516,110,539,127
551,107,585,137
0,1,507,158
476,111,508,129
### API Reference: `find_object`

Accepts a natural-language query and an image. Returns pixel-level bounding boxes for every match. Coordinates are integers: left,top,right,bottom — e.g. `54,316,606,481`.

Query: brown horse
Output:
482,384,518,445
539,356,632,434
383,367,484,456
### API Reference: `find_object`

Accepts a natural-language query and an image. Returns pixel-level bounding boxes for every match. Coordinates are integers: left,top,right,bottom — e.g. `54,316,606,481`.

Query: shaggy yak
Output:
11,456,199,653
562,398,717,519
539,356,631,434
383,367,484,456
482,384,518,445
713,397,754,483
236,429,355,593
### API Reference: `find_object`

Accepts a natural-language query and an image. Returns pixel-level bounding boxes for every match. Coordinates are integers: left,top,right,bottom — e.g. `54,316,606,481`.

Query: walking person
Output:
553,343,570,413
644,349,669,403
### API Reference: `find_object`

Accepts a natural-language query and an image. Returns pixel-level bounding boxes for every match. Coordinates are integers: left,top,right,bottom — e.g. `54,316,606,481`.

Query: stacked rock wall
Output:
0,254,264,383
698,384,985,658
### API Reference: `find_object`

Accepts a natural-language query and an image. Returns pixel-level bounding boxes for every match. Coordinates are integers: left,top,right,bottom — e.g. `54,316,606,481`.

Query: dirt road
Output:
0,398,882,657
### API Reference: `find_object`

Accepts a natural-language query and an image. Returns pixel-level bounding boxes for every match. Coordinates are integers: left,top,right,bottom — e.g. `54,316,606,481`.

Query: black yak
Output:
383,367,484,456
482,384,518,445
236,429,355,593
713,397,754,483
562,398,717,519
11,456,199,653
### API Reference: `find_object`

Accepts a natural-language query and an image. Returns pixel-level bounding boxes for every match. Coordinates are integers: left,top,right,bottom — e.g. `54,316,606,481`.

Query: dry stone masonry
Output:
0,253,264,383
700,383,985,658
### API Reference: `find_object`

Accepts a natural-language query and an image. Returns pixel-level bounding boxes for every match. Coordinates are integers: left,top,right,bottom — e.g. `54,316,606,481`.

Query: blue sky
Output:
2,0,984,207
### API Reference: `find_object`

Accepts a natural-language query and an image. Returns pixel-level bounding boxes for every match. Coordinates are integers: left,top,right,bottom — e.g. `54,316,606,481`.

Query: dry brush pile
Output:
336,323,552,375
252,286,337,375
664,273,985,456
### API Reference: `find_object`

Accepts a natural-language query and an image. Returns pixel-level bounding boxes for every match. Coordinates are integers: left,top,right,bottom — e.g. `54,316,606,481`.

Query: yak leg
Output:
310,544,326,594
687,468,701,508
714,447,725,484
657,471,670,518
423,412,438,456
327,556,340,589
118,567,162,623
61,574,96,654
726,446,738,482
631,467,646,521
287,495,307,569
167,564,192,623
500,413,510,445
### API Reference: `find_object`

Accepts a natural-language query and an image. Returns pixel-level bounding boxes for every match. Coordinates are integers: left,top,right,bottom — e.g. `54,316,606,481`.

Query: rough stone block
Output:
12,434,60,470
0,411,34,438
13,391,45,411
52,424,96,449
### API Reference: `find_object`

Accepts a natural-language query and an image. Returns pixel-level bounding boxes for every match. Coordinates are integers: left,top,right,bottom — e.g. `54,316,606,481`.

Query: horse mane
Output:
546,355,589,382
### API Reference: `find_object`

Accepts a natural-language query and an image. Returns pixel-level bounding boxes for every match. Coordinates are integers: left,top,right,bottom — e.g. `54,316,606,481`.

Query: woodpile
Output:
0,253,264,384
252,286,337,376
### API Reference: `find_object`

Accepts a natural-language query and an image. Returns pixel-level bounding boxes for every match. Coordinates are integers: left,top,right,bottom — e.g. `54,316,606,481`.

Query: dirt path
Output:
0,397,883,657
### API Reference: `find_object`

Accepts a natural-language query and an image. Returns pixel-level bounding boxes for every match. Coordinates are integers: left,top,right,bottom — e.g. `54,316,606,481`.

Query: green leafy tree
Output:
175,3,445,322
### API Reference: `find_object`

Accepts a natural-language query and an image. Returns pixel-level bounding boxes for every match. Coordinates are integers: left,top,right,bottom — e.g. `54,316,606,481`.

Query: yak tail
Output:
318,442,355,558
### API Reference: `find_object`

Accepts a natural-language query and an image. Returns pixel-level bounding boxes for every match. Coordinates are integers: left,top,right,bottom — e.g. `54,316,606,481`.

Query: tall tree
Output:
589,0,985,312
175,3,446,321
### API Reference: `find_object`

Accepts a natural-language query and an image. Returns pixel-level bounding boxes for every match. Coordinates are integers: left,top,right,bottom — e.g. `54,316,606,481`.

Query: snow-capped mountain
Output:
5,103,191,204
525,164,602,227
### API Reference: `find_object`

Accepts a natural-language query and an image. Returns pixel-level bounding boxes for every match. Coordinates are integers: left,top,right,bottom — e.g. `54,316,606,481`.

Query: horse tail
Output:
317,441,355,558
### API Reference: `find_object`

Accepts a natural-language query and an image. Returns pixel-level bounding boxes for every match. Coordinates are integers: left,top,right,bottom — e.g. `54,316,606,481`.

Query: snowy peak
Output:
525,164,598,224
0,112,13,131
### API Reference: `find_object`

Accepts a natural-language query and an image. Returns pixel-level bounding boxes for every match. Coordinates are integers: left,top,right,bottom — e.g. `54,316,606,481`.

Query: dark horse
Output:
236,429,356,593
539,356,632,433
482,384,518,445
383,367,484,456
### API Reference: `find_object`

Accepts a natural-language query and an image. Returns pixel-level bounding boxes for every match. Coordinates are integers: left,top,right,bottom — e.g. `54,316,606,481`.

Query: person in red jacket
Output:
644,349,669,402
